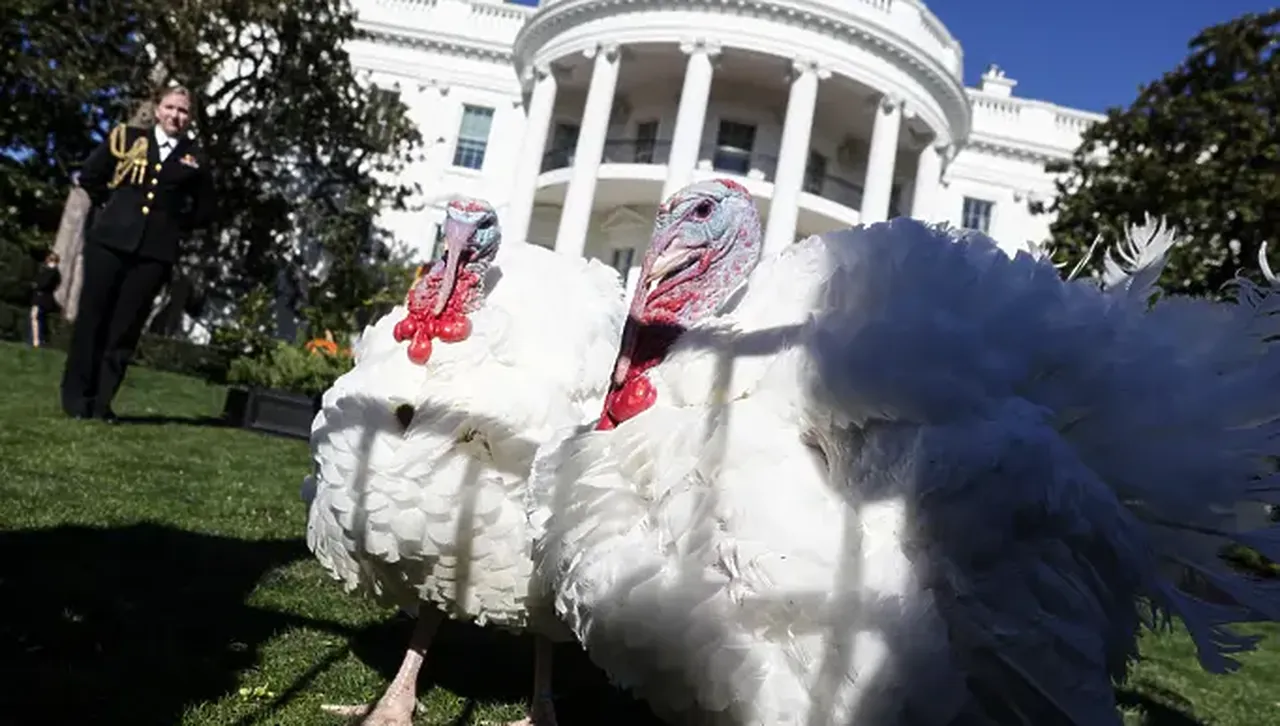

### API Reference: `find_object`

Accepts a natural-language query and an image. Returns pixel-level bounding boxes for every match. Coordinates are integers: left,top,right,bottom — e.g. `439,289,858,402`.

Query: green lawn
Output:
0,340,1277,725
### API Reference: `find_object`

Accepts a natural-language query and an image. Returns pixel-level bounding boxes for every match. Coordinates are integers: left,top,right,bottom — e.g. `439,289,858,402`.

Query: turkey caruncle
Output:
302,196,626,726
529,178,1280,726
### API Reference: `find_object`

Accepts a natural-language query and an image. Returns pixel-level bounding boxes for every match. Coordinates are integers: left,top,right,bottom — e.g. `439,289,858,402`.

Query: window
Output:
634,120,659,163
368,88,401,151
714,120,756,174
430,223,446,261
543,122,579,171
803,151,827,195
610,247,636,276
961,197,994,233
452,105,494,170
553,122,579,151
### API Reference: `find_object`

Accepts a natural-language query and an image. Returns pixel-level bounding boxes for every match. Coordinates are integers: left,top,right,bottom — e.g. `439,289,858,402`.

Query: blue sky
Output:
507,0,1272,113
928,0,1275,112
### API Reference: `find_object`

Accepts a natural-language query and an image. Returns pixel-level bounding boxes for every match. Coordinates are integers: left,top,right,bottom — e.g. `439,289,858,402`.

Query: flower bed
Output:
222,331,352,440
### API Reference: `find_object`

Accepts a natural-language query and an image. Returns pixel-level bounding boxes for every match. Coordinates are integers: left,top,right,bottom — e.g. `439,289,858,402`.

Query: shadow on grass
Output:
0,522,314,725
0,521,664,725
1116,686,1206,726
349,614,664,725
113,413,230,427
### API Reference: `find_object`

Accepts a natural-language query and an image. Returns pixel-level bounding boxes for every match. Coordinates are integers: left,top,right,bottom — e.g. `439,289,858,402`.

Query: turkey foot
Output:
502,635,558,726
318,702,422,721
320,607,443,725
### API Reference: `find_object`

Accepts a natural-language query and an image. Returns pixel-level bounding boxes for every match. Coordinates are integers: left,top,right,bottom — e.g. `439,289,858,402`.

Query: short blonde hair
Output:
155,84,195,113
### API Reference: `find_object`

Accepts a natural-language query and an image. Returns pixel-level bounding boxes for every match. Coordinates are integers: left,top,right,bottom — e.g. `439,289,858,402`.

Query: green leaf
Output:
3,0,425,335
1039,9,1280,298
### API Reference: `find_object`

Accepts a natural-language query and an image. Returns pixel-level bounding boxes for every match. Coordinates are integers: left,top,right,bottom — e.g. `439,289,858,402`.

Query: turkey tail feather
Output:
807,217,1280,674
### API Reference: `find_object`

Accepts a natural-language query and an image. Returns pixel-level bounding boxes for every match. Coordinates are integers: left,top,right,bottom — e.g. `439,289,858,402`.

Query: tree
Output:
141,0,424,347
1,0,156,306
1035,9,1280,297
3,0,423,347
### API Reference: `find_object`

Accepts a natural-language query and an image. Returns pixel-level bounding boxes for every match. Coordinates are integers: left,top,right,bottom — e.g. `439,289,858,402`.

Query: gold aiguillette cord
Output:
107,125,149,189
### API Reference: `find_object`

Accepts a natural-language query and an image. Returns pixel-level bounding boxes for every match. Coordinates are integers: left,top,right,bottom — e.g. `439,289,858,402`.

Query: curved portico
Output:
507,0,970,263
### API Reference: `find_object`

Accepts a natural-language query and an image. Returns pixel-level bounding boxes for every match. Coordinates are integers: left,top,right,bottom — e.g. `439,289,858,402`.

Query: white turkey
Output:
303,196,626,726
528,178,1280,726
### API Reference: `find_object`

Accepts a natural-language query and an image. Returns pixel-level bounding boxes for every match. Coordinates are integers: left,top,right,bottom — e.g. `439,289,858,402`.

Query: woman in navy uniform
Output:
61,85,215,421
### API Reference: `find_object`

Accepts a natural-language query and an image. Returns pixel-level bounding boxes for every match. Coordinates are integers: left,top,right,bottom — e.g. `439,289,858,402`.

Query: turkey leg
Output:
321,607,443,725
505,634,558,726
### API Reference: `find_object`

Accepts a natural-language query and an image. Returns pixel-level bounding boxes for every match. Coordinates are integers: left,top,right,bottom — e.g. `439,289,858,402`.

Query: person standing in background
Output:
61,84,216,422
29,251,62,348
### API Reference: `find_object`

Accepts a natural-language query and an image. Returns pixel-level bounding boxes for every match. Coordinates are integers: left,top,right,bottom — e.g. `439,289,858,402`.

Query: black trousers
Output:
60,244,171,417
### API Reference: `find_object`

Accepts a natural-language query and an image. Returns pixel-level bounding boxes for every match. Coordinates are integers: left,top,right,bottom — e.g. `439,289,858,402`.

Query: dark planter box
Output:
222,386,320,441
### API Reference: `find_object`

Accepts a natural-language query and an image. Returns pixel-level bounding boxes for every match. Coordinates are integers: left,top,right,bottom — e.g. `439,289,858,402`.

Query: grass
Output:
1,340,1279,725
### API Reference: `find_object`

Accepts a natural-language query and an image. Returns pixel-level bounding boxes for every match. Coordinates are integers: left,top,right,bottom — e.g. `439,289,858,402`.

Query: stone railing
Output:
350,0,531,45
892,0,963,78
352,0,963,81
968,91,1105,153
531,0,964,79
832,0,963,78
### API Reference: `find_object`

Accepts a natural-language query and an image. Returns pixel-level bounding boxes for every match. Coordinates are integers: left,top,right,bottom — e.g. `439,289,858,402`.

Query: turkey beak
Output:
613,233,699,387
612,315,639,387
433,217,474,316
642,246,700,296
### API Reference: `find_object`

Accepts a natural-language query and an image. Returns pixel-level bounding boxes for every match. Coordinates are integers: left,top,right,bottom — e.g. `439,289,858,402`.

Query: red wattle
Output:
398,268,481,364
393,317,417,342
435,315,472,343
406,332,433,364
607,375,657,424
595,390,621,430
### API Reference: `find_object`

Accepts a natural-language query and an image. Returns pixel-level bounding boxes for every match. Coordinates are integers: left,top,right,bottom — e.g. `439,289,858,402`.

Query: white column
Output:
662,39,719,199
506,63,559,245
554,43,622,259
859,95,903,224
909,141,944,221
762,59,828,257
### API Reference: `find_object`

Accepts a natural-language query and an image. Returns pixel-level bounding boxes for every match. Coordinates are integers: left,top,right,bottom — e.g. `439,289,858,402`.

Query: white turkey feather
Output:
807,220,1280,668
531,216,1280,725
307,241,625,634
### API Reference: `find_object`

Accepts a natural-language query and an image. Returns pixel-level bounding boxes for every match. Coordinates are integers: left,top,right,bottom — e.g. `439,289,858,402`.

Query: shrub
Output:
0,301,232,381
134,334,233,383
227,335,352,397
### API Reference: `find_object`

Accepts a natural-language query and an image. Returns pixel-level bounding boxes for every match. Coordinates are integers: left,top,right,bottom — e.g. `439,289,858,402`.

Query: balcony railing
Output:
604,138,673,165
701,143,778,181
805,174,864,210
541,138,673,172
538,137,869,213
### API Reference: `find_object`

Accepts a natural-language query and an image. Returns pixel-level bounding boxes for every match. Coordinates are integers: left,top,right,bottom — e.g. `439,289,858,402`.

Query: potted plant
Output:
221,330,353,440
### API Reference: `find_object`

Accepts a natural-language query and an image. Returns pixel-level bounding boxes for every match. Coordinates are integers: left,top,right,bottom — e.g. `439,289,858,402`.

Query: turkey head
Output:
598,178,764,429
394,197,501,365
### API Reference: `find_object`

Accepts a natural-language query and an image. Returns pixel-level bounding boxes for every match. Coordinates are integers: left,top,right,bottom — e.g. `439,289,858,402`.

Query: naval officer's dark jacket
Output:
78,124,216,265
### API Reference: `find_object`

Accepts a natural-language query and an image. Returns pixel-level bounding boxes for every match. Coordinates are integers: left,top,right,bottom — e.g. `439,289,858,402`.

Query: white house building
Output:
348,0,1106,283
